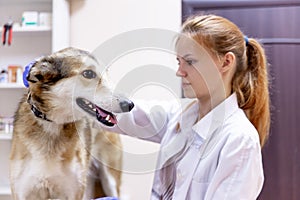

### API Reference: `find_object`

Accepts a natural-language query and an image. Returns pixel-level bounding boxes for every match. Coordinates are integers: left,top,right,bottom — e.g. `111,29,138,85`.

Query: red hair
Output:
181,14,270,146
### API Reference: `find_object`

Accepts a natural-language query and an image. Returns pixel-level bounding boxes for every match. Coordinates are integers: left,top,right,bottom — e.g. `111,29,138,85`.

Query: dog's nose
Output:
120,100,134,112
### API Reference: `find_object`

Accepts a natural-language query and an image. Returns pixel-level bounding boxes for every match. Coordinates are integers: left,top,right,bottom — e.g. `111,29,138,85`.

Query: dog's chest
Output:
26,122,85,156
30,156,81,177
12,120,88,199
21,129,85,188
15,156,84,198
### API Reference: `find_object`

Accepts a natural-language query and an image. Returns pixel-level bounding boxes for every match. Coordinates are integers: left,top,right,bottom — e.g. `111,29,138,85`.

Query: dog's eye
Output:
82,70,97,79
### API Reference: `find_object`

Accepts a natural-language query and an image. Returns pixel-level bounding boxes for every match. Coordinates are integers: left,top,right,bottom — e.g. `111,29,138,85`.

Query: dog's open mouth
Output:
76,97,117,126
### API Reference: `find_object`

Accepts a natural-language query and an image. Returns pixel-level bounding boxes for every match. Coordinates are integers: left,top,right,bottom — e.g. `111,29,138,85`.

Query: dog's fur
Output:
9,47,133,200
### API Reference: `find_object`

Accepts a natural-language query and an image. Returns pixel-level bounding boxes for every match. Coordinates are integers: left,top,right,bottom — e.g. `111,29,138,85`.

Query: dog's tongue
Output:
96,107,117,124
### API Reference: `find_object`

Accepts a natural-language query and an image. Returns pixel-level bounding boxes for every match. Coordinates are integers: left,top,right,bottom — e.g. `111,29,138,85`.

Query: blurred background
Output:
0,0,299,199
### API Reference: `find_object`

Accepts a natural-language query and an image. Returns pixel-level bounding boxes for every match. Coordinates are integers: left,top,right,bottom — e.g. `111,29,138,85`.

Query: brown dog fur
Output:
9,47,129,200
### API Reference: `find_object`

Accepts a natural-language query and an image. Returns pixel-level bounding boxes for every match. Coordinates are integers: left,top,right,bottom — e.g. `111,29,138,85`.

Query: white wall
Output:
70,0,181,199
70,0,181,51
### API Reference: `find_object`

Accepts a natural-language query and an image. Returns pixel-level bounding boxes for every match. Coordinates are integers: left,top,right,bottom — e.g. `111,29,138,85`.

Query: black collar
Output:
30,104,52,122
27,93,52,122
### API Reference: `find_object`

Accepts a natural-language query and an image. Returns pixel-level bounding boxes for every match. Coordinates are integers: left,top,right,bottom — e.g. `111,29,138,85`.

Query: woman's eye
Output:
82,70,97,79
176,57,196,66
176,58,181,65
185,59,195,65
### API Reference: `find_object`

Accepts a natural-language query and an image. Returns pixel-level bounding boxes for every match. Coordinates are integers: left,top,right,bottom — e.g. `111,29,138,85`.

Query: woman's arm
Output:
93,99,181,143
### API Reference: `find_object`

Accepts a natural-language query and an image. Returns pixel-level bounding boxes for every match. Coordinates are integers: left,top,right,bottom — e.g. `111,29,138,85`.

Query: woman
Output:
100,14,270,200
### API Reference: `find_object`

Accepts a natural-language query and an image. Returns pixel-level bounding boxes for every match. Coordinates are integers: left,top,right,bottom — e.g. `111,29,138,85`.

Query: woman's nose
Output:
176,65,187,77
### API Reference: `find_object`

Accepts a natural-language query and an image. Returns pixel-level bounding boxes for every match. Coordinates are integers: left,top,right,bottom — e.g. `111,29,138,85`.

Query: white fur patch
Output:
12,157,84,199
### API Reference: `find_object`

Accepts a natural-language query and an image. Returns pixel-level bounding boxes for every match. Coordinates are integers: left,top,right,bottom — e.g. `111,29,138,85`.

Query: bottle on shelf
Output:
0,116,14,134
8,65,22,83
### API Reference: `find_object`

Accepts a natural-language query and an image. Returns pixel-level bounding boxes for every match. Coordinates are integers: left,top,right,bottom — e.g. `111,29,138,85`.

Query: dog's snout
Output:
120,100,134,112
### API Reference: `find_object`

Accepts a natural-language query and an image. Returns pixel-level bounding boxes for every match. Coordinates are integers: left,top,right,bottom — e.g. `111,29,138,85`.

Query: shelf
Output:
0,132,12,140
0,83,25,89
13,26,51,32
0,0,51,3
0,186,11,195
0,26,51,34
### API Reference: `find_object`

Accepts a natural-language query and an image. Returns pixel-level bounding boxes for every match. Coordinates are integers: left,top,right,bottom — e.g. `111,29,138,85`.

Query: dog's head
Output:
25,47,134,126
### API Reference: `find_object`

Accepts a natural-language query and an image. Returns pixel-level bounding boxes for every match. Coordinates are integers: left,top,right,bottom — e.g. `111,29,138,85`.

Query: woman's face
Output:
175,36,224,100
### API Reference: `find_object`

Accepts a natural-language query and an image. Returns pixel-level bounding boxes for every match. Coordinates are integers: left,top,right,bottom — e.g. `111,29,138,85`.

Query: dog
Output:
9,47,134,200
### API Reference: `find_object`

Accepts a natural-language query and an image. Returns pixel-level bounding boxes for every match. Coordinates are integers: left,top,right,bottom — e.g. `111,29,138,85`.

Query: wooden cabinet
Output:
0,0,70,199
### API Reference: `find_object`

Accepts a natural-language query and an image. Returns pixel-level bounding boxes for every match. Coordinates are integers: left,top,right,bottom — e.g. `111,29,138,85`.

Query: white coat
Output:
100,93,264,200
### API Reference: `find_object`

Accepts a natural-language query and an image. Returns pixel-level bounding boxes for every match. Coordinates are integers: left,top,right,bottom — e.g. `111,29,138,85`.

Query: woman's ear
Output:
220,52,235,73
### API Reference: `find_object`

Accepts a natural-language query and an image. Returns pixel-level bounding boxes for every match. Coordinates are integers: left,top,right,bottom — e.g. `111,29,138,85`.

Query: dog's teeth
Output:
89,104,93,108
83,99,89,104
93,108,96,112
105,115,110,121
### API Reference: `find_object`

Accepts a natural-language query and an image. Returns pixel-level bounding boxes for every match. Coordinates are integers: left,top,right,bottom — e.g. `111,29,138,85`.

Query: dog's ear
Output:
26,62,46,84
27,57,63,85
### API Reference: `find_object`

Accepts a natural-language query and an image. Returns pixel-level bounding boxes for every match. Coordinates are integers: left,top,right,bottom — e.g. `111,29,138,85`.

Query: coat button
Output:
177,169,184,184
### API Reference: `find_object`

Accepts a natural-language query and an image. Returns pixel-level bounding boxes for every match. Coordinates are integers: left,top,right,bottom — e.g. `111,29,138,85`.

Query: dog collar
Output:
27,93,52,122
31,104,52,122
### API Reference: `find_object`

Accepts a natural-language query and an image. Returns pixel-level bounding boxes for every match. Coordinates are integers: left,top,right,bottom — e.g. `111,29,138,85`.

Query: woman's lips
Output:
182,82,191,87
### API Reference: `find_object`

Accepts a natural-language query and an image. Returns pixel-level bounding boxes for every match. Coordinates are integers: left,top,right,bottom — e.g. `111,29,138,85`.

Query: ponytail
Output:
232,38,270,146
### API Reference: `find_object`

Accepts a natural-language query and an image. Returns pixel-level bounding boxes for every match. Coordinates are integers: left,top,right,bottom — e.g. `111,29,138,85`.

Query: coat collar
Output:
192,93,239,140
158,93,239,169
